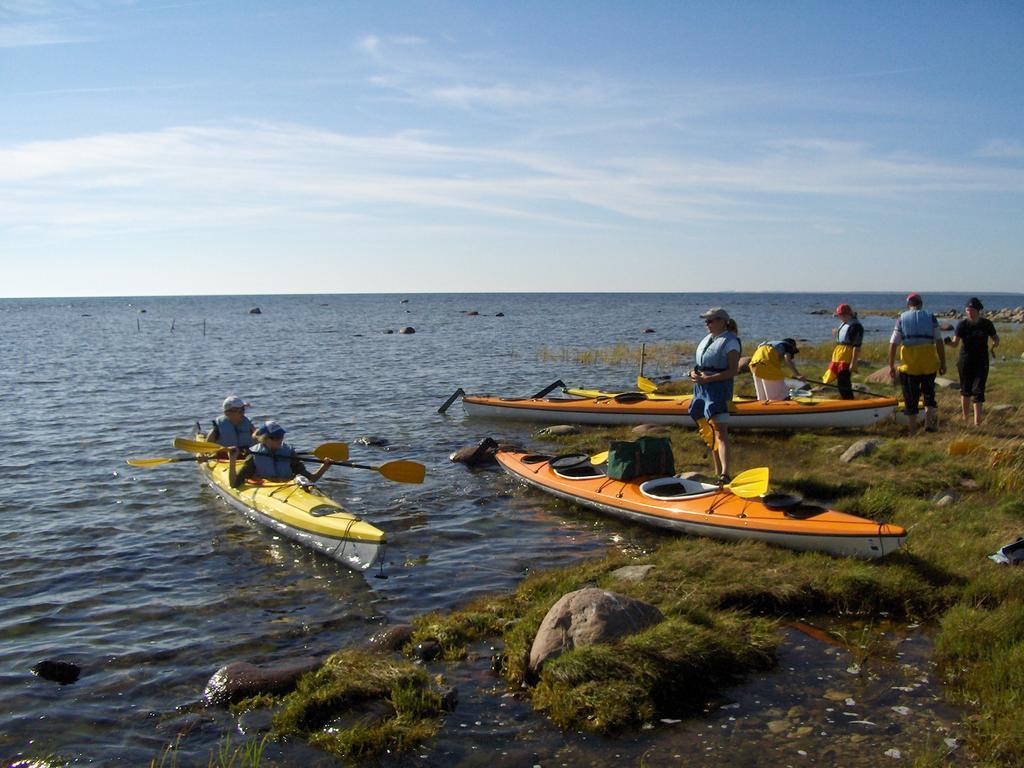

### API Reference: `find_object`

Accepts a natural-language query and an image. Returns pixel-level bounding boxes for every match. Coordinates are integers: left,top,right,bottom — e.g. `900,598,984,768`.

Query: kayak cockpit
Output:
640,476,719,499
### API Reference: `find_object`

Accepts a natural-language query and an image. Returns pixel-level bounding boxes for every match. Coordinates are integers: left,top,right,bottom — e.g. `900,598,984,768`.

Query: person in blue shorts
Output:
688,307,742,484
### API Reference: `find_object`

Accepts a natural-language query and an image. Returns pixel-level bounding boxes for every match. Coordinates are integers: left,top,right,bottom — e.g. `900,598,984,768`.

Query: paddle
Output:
696,418,716,451
808,378,892,400
127,455,208,467
336,459,426,484
723,467,770,498
590,449,609,464
172,437,350,462
636,375,659,393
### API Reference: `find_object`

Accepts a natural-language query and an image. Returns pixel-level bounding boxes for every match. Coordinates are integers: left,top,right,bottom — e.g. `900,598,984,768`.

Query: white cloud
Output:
2,120,1022,246
977,139,1024,159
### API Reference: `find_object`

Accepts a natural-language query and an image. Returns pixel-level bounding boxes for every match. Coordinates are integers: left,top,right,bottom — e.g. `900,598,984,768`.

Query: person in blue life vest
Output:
208,395,256,450
688,307,742,484
823,304,864,400
944,297,1000,426
749,338,804,401
888,293,946,435
227,421,333,488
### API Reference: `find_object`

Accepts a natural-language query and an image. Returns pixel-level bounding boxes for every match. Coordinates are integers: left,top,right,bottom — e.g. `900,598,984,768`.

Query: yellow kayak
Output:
197,454,386,573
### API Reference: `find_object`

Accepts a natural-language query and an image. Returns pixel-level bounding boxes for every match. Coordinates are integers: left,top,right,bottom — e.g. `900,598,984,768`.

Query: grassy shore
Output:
408,338,1024,766
224,332,1023,765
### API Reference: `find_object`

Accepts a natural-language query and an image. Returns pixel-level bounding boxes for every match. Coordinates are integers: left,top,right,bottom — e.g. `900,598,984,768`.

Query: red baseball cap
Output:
834,303,852,316
906,292,922,305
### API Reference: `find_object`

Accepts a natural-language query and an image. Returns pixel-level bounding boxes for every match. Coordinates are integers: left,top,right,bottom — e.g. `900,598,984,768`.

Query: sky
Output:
1,0,1022,297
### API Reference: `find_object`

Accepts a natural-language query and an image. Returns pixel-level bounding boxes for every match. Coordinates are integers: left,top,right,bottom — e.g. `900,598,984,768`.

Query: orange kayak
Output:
496,451,906,559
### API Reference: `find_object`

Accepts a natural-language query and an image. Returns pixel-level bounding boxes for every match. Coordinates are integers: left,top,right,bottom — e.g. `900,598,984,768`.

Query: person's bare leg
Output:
715,421,730,479
961,395,971,423
974,401,983,427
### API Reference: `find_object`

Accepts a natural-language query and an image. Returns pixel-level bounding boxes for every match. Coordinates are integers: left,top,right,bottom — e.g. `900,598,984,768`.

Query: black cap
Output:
966,297,983,310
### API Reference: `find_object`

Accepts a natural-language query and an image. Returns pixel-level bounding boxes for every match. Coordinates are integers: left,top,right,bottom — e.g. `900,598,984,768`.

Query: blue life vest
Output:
695,332,741,373
837,320,863,347
898,309,936,347
212,415,255,448
249,443,297,480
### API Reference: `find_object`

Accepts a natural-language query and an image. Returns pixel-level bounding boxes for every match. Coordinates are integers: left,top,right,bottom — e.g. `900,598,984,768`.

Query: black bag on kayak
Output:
606,437,674,481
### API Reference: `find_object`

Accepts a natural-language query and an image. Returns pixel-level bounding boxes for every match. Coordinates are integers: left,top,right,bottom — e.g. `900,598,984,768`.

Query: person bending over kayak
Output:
749,339,803,401
823,303,863,400
689,307,741,485
208,395,256,450
228,420,333,488
944,297,999,427
888,293,945,435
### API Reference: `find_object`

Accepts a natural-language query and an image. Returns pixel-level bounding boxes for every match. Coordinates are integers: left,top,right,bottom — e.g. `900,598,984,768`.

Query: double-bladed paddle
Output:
157,436,426,483
171,436,350,462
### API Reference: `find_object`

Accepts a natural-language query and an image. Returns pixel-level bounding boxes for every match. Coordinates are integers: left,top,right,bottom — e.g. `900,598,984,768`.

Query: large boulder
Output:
203,658,320,706
934,376,959,390
866,366,894,384
528,588,664,673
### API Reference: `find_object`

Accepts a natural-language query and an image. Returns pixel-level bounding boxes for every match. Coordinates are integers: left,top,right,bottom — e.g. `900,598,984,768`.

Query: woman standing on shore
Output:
688,307,741,484
945,297,999,426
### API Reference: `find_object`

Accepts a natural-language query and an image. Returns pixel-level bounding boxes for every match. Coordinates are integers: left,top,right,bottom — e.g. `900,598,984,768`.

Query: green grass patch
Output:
267,650,446,760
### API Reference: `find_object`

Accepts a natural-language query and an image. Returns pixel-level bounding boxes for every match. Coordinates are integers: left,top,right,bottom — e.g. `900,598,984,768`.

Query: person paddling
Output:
228,421,333,488
688,307,741,484
749,339,803,401
888,293,945,435
823,304,864,400
208,395,256,450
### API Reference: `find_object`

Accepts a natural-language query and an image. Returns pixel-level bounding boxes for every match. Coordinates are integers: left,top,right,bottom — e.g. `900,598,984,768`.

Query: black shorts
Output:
957,359,989,403
899,372,937,415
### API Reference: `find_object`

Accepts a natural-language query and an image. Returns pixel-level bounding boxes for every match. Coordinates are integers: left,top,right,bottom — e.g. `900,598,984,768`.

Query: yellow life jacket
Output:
898,343,939,376
749,344,786,380
823,344,857,384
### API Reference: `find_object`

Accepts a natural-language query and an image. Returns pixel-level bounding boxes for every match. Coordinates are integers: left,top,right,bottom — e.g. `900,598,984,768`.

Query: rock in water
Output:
450,437,499,467
248,307,261,314
203,658,320,706
367,624,415,652
528,587,663,673
31,659,81,685
399,326,416,334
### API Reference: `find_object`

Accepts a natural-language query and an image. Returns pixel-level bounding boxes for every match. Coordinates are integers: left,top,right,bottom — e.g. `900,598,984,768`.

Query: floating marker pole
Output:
137,318,141,332
640,343,646,377
203,320,206,337
170,319,175,332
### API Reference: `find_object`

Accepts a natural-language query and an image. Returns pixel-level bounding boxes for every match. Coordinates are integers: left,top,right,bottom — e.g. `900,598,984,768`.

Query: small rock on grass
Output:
631,424,670,435
934,376,959,390
933,490,959,507
610,565,656,583
535,424,581,437
840,439,880,464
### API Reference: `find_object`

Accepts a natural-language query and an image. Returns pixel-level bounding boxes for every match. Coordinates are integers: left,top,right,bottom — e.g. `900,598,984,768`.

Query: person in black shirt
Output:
944,297,999,426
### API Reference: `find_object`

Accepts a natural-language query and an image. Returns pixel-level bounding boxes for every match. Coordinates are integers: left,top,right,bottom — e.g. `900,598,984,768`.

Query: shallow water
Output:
2,292,1015,765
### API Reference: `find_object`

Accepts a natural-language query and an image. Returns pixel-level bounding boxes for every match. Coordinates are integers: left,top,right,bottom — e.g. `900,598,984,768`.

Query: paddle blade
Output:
636,376,659,393
312,442,349,462
697,419,717,451
726,467,770,499
173,436,223,454
127,456,176,467
377,460,426,484
590,450,609,465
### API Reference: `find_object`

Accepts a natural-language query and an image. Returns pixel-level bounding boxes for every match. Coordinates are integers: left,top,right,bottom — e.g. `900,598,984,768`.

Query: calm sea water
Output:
2,292,1017,766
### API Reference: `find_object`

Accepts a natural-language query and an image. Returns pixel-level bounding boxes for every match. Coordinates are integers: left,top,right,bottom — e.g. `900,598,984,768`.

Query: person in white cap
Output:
208,395,256,450
689,307,742,484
